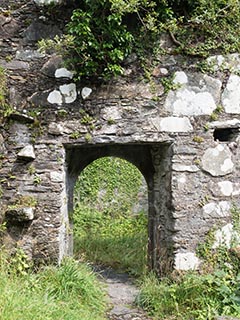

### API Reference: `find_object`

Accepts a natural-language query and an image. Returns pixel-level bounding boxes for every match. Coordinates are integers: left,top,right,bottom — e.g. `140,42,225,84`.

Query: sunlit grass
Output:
74,206,148,277
0,252,107,320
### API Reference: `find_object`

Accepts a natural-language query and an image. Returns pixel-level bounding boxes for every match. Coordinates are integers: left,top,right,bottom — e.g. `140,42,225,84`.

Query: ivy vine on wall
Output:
39,0,240,79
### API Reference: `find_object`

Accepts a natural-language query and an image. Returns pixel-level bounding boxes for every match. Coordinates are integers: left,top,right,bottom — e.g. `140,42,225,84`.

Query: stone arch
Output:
63,142,174,274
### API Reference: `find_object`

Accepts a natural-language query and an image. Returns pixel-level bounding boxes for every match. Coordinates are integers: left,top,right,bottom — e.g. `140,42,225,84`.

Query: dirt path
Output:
94,266,152,320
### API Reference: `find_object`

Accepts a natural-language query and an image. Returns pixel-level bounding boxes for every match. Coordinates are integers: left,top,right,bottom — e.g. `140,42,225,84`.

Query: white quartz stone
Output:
34,0,62,5
173,71,188,85
22,207,34,221
159,116,193,132
165,72,222,116
175,252,200,270
222,74,240,114
55,68,73,79
81,87,92,100
50,171,63,182
166,88,216,116
47,89,62,105
218,181,233,196
208,118,240,129
17,145,36,160
59,83,77,104
160,68,168,75
203,201,231,218
172,164,199,172
201,144,234,176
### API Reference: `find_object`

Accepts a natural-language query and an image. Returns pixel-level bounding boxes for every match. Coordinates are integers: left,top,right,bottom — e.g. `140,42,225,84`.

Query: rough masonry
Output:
0,0,239,273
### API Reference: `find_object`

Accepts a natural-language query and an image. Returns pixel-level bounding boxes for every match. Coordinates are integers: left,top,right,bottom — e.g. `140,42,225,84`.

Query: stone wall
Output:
0,0,239,272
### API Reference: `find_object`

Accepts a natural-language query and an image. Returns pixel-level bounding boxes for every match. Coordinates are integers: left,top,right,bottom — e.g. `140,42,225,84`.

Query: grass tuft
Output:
0,251,107,320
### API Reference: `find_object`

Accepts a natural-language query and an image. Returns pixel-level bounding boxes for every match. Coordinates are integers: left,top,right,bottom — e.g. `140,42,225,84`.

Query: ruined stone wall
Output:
0,0,239,271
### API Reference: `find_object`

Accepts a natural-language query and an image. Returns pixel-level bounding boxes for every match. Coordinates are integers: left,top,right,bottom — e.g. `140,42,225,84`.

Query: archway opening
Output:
73,156,148,276
65,142,174,276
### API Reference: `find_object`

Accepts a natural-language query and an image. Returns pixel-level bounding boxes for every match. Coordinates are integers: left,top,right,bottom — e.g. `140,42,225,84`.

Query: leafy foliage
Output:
67,4,133,79
137,270,240,319
137,206,240,319
40,0,240,79
168,0,240,56
74,157,144,218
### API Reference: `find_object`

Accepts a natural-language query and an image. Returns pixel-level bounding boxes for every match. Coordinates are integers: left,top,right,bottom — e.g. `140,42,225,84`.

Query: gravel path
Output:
94,266,152,320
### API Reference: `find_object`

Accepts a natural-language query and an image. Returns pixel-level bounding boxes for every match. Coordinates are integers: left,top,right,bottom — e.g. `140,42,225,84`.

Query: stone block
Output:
59,83,77,103
165,72,221,116
159,117,193,132
55,68,73,79
47,90,63,105
201,144,234,176
174,252,200,270
17,145,36,161
81,87,92,100
5,207,35,223
222,74,240,114
202,201,231,219
34,0,62,5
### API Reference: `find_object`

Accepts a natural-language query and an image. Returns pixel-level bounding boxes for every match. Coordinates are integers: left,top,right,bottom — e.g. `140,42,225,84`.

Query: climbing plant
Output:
39,0,240,79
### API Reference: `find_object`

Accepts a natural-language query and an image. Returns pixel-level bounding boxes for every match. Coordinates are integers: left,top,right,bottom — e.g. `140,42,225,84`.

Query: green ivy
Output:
66,2,134,79
39,1,240,79
74,157,144,218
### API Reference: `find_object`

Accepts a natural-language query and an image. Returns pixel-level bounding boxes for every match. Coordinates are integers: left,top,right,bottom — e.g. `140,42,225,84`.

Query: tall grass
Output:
73,157,148,276
74,205,148,277
0,250,107,320
137,270,240,320
136,206,240,320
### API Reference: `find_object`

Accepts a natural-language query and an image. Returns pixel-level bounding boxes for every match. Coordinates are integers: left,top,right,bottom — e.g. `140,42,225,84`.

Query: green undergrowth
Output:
136,206,240,320
74,206,148,276
137,269,240,320
0,250,107,320
73,157,148,277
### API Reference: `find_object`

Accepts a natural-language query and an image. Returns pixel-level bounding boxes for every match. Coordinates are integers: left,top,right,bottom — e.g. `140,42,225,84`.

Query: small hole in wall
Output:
213,128,239,142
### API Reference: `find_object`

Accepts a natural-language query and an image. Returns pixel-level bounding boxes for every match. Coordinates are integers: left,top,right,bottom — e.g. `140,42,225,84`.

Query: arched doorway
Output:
65,143,174,275
73,156,148,275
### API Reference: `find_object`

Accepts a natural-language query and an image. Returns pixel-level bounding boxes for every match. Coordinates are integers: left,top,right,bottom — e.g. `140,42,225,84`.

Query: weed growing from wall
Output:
0,67,13,120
